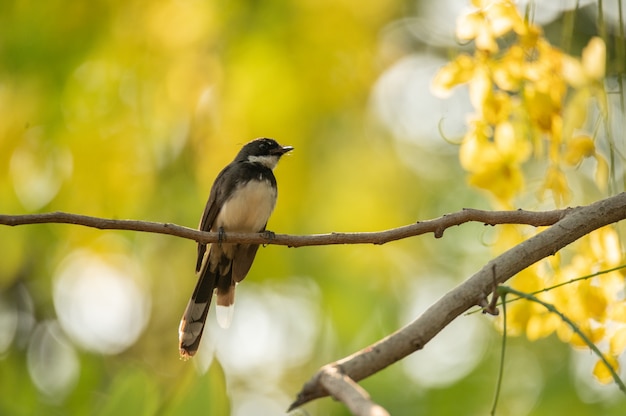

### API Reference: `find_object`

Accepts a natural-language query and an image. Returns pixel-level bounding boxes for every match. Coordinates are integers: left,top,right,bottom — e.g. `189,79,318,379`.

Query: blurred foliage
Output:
0,0,625,416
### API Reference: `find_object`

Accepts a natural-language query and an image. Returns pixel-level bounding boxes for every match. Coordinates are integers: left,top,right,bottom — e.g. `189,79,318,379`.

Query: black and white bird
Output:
179,138,293,358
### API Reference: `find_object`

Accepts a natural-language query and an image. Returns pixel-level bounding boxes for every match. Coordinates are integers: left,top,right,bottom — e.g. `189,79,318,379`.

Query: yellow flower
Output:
562,37,606,87
468,65,493,112
526,313,560,341
593,355,620,384
610,327,626,355
563,136,595,166
589,227,622,267
457,0,527,53
456,12,498,53
539,166,571,206
431,54,476,98
609,301,626,323
523,84,563,135
583,284,609,322
563,321,605,348
609,326,626,356
504,267,546,335
482,90,512,124
492,45,525,91
460,121,530,204
468,161,523,204
582,37,606,80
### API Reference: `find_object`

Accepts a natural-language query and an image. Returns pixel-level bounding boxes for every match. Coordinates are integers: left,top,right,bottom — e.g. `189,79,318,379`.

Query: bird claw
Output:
262,230,275,247
218,227,226,246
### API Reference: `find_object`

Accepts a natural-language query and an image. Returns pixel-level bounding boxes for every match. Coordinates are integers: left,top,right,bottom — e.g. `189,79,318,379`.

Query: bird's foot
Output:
262,230,275,247
218,226,226,246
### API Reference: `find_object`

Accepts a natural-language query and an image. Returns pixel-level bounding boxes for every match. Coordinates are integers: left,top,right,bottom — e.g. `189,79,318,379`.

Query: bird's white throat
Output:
247,154,280,169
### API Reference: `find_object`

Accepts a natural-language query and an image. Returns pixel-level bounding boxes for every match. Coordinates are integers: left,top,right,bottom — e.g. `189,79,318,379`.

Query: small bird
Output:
178,138,293,358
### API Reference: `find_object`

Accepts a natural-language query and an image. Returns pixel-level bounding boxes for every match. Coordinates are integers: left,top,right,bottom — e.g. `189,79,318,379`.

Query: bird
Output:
178,137,293,359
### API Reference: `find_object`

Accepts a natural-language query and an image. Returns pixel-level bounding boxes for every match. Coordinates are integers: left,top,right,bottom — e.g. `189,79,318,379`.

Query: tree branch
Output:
0,207,571,247
317,365,390,416
2,195,624,415
288,193,626,410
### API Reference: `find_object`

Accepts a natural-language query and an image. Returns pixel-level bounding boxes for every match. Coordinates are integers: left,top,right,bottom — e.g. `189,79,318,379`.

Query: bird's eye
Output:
259,143,268,151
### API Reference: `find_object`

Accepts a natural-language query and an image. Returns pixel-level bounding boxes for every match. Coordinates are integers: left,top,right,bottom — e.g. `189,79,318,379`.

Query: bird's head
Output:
236,138,294,169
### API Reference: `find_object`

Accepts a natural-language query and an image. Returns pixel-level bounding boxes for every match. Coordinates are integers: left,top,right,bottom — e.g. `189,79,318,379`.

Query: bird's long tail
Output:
178,265,217,359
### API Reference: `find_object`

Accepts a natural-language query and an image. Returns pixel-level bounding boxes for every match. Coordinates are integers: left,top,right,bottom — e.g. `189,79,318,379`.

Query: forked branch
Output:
288,193,626,411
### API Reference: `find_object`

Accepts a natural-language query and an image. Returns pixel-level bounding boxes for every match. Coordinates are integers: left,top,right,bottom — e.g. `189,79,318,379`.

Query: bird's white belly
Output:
216,179,276,232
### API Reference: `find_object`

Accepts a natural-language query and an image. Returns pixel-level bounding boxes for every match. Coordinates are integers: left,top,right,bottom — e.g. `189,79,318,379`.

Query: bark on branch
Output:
317,365,390,416
0,206,571,247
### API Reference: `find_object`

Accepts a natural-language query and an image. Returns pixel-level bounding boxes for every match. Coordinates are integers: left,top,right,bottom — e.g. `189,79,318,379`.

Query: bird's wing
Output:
232,243,261,282
195,164,238,273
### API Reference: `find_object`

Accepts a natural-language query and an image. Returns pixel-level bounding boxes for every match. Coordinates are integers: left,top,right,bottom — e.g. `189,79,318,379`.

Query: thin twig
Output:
491,290,507,416
466,263,626,315
500,286,626,394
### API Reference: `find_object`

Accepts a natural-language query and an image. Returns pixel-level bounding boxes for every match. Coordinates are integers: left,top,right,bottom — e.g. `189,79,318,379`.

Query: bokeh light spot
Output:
53,251,150,354
27,321,79,401
202,277,321,384
401,276,488,387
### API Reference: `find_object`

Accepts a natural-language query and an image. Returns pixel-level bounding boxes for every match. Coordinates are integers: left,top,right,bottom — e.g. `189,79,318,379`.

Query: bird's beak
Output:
273,145,294,155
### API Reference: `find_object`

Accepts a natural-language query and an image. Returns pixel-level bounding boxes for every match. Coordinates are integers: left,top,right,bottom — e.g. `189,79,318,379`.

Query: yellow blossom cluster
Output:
433,0,624,384
432,0,608,208
503,226,626,382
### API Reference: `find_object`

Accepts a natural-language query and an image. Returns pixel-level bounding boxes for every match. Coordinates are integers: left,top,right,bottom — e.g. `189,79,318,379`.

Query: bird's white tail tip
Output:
216,305,234,328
